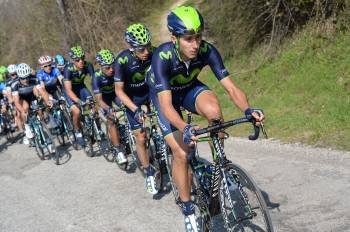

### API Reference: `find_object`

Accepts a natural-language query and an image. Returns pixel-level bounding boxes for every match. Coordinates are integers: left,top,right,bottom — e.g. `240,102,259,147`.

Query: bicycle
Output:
0,98,16,141
50,97,76,148
28,100,60,165
142,106,170,193
166,114,273,232
80,96,109,157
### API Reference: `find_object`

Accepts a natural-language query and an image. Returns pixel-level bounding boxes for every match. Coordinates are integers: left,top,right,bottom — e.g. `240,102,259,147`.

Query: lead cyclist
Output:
147,6,265,231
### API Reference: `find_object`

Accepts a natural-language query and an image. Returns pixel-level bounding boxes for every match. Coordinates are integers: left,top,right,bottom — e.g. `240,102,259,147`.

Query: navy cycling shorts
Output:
63,85,92,107
152,81,210,136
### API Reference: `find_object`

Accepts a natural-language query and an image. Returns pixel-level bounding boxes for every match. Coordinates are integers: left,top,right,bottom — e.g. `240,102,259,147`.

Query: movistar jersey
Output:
114,48,155,97
92,69,116,95
63,62,94,86
149,40,229,94
36,67,61,85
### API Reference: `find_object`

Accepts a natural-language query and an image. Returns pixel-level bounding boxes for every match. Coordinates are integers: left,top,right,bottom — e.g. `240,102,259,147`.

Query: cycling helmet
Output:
167,6,204,36
96,49,115,66
16,63,32,78
55,54,65,67
125,23,152,47
7,64,17,74
0,66,7,74
68,46,85,60
38,55,53,66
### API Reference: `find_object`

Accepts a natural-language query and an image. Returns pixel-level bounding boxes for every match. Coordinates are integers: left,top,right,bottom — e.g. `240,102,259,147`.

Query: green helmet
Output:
125,23,152,47
167,6,204,36
0,66,7,74
96,49,115,66
68,45,85,60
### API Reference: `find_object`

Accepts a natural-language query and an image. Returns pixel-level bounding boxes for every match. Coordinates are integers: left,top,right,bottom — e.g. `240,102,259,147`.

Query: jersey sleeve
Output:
36,71,43,83
113,59,124,83
87,63,95,77
52,67,62,78
152,50,171,93
205,42,230,81
63,65,72,82
92,73,101,95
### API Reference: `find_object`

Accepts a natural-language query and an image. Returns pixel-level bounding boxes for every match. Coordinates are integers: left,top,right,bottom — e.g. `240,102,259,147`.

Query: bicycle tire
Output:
34,135,45,160
147,137,163,192
129,132,145,177
41,123,59,165
62,107,77,149
219,163,274,232
190,169,213,232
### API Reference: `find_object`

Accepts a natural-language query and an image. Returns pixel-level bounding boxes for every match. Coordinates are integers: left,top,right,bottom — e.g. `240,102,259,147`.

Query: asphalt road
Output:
0,134,349,232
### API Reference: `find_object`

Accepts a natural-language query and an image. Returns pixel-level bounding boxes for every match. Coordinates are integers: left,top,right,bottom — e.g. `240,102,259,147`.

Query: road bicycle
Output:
167,113,273,231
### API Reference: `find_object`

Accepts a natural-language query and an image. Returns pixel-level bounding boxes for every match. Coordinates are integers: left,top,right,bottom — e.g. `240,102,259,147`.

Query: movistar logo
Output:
132,72,145,83
118,56,128,64
72,74,85,83
169,68,200,85
100,85,114,92
199,42,210,55
159,51,172,60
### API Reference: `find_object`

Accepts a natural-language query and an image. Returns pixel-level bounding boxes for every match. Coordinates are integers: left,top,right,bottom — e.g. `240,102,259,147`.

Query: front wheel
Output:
219,163,274,232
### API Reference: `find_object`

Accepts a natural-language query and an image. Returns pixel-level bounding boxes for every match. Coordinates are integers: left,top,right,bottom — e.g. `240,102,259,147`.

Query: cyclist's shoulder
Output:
66,62,75,71
115,49,132,65
198,40,219,57
94,69,103,78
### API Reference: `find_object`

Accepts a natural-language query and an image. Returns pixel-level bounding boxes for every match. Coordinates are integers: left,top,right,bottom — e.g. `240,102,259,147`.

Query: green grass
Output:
197,28,350,151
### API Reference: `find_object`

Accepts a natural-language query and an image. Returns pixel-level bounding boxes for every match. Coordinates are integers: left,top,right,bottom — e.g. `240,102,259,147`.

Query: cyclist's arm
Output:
12,92,24,113
63,68,80,103
115,82,138,112
158,90,187,131
64,80,80,103
92,75,110,111
95,94,110,111
205,42,250,112
220,77,249,112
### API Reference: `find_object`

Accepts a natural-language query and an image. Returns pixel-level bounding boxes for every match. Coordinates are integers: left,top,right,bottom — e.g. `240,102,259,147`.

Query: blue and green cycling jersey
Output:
63,62,94,86
92,69,116,95
147,40,230,94
114,48,155,97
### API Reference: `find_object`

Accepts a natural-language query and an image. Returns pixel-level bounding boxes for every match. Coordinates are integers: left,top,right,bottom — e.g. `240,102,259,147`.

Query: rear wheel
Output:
41,123,59,165
219,163,274,232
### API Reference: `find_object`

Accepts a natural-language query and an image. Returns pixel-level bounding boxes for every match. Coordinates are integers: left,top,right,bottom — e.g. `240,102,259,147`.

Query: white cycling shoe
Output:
145,175,158,194
116,152,127,165
184,213,200,232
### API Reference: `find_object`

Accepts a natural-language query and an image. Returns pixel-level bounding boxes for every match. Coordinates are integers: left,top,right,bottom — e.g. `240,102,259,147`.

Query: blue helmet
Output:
167,6,204,36
55,54,66,67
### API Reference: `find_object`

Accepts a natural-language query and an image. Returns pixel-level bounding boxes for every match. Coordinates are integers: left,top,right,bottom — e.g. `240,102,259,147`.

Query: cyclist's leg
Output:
125,107,149,167
183,81,223,122
152,92,193,202
102,94,121,147
63,88,81,131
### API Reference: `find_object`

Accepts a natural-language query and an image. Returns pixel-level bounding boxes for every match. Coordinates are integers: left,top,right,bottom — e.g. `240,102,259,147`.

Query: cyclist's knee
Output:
172,146,187,164
134,130,146,143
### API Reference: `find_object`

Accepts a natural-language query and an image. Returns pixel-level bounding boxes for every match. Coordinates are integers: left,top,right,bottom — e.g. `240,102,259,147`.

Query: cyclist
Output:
63,45,94,148
55,54,66,74
0,66,7,134
12,63,52,145
36,55,63,99
147,6,265,231
114,23,157,194
93,49,127,164
3,64,20,131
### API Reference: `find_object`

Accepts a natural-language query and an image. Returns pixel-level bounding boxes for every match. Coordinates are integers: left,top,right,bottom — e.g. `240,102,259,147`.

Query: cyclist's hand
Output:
183,124,199,145
245,108,265,124
133,107,144,123
76,99,84,108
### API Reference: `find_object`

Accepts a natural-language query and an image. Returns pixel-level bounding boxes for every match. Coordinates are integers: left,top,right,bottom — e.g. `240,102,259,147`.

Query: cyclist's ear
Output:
171,35,178,49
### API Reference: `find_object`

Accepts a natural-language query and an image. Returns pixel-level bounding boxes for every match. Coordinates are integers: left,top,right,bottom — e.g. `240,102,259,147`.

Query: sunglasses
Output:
102,65,113,70
133,44,151,53
10,73,17,76
42,64,51,68
20,77,29,80
73,57,85,62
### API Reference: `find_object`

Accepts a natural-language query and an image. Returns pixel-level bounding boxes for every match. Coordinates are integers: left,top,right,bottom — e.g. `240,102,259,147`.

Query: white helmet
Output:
16,63,32,78
7,64,17,74
38,55,53,66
